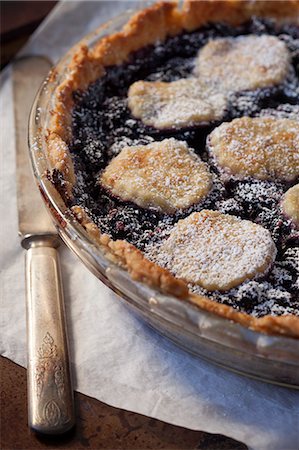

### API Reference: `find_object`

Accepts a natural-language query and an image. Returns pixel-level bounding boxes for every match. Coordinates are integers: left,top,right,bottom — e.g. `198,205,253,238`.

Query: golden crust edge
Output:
71,205,299,339
46,0,299,338
47,2,180,143
47,0,299,186
46,1,181,192
182,0,299,30
71,205,188,299
48,0,299,190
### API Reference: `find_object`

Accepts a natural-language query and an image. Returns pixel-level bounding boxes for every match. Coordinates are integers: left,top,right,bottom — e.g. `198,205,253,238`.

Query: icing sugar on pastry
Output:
195,35,291,92
208,117,299,182
128,35,290,130
281,184,299,228
150,210,277,291
128,78,227,129
100,138,212,214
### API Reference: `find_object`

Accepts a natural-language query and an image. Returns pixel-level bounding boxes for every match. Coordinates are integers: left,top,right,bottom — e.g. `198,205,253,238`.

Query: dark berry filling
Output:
62,18,299,318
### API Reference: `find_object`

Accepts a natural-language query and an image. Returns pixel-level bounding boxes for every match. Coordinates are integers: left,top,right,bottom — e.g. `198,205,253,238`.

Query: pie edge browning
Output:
71,205,299,339
46,0,299,338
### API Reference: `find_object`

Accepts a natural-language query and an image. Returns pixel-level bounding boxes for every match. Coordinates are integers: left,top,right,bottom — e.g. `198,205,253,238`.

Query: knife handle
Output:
25,238,75,434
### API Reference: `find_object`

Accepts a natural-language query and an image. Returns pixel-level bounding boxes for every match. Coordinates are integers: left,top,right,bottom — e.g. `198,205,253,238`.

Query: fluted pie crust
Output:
46,0,299,338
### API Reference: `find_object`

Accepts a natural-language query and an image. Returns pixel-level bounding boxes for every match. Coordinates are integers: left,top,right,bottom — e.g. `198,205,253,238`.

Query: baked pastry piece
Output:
100,138,212,214
128,34,291,129
47,0,299,338
149,210,276,291
208,117,299,181
194,35,291,92
128,78,227,129
282,184,299,228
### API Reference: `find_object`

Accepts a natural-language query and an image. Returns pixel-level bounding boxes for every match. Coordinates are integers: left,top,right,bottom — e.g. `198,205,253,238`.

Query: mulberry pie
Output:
47,0,299,338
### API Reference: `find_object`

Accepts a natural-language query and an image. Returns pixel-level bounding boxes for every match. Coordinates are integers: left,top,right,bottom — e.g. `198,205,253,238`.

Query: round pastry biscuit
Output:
208,117,299,182
195,35,291,93
156,210,277,291
127,78,227,129
100,138,212,214
281,184,299,228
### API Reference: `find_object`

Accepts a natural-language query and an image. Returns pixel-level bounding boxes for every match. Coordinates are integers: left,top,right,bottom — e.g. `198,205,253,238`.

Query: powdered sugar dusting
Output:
195,34,291,92
128,78,227,129
69,18,299,318
100,138,212,214
259,103,299,121
128,35,293,130
145,210,277,291
208,117,299,182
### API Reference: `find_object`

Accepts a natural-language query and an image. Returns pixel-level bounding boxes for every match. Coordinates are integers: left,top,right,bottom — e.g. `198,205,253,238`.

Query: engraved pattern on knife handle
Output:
35,332,65,399
26,243,75,434
34,333,69,427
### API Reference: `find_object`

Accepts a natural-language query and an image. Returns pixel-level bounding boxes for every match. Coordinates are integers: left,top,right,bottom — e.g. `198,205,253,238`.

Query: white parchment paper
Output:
1,2,299,449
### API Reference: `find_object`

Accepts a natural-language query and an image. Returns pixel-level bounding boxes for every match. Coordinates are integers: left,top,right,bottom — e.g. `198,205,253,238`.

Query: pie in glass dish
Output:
46,0,299,338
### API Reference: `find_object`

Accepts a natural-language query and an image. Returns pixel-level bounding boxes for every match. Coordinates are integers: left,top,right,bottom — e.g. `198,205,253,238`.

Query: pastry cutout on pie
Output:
208,117,299,182
195,35,291,92
128,78,227,129
100,138,212,214
156,210,276,291
281,184,299,228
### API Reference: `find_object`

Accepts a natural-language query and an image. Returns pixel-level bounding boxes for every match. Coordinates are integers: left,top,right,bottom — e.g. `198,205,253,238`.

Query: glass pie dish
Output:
28,4,299,388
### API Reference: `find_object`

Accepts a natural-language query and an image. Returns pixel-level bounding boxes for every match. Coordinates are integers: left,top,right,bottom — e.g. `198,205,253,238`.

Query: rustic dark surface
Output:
0,1,58,68
1,3,249,449
1,357,248,450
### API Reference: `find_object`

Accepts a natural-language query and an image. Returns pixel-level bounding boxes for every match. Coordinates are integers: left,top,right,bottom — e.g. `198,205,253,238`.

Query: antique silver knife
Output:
12,56,75,434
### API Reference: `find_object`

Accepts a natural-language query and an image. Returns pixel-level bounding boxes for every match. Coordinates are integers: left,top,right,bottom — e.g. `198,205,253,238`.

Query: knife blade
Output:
12,56,75,434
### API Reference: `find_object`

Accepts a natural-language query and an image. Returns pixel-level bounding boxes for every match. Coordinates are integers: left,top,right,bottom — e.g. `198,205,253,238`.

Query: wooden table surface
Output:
1,357,247,450
1,3,248,449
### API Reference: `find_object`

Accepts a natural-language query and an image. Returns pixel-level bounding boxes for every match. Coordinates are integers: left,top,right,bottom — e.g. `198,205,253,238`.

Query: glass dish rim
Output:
28,5,299,387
